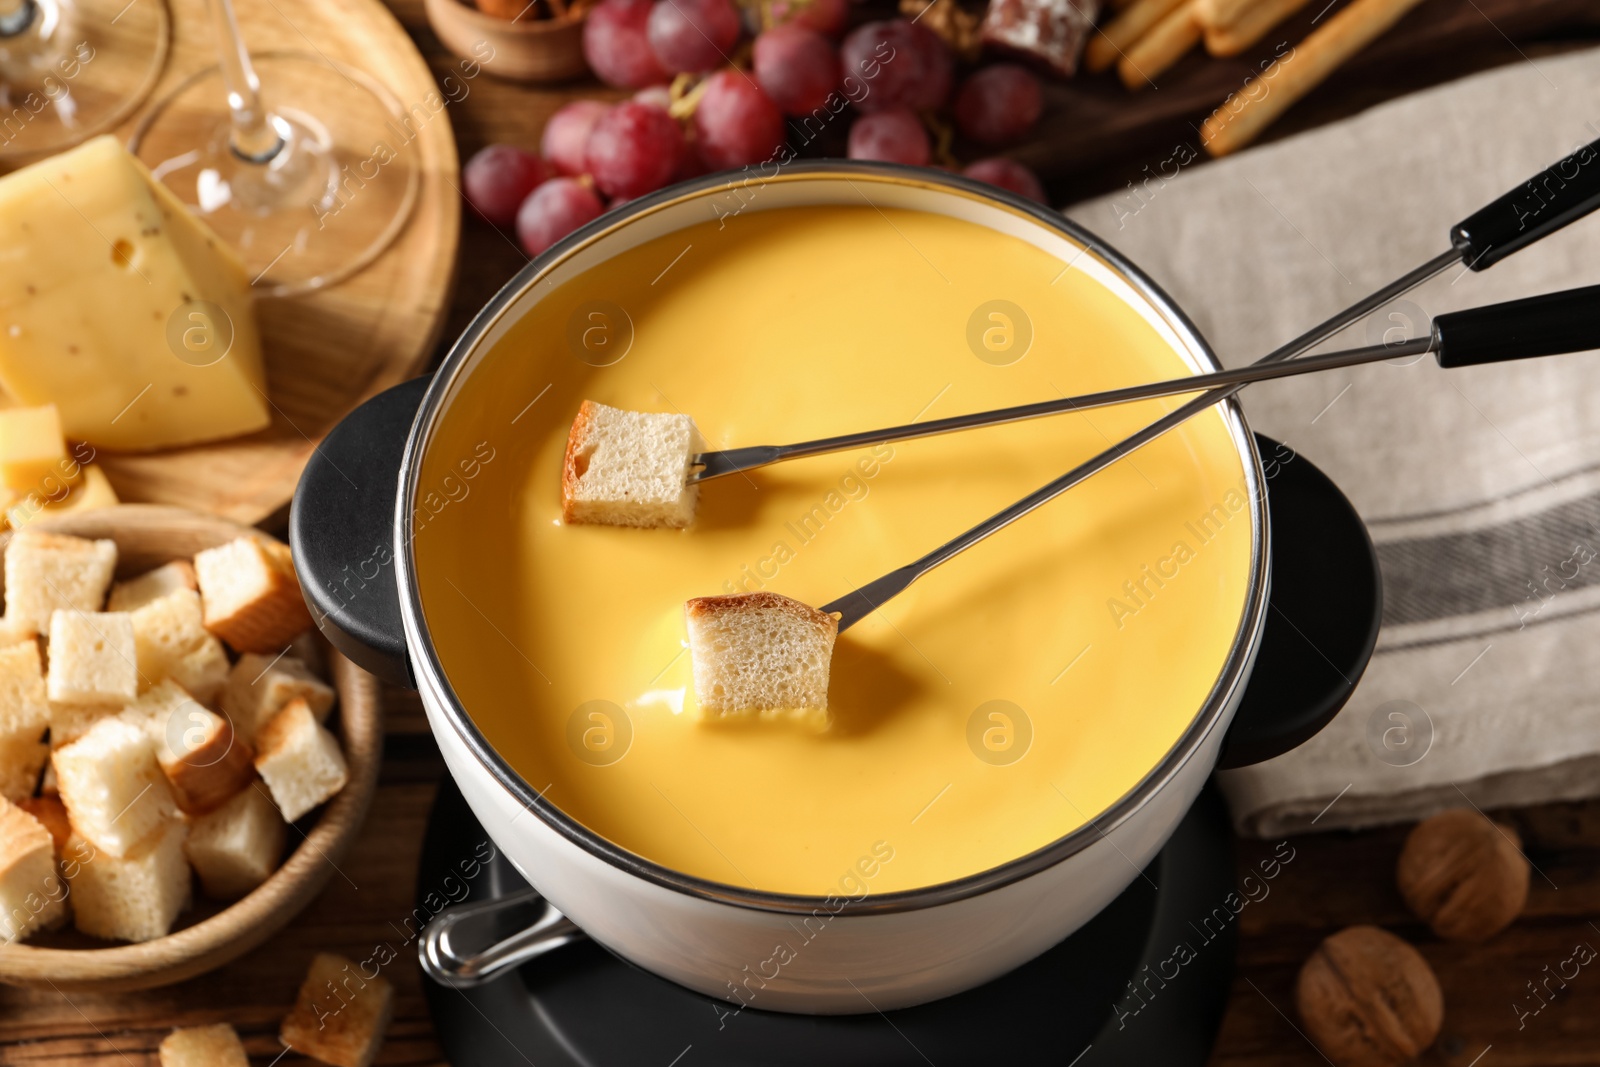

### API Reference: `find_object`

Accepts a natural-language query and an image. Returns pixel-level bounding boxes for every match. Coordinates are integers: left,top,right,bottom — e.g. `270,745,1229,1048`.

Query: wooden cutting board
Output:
70,0,462,526
1015,0,1600,200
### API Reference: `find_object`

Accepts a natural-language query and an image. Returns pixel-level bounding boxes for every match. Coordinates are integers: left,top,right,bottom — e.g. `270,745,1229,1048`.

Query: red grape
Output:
584,0,670,89
767,0,849,37
584,100,685,200
840,20,952,114
693,70,787,170
954,64,1042,146
462,145,549,226
847,107,929,166
753,25,841,116
542,100,611,177
647,0,742,74
516,178,606,255
963,157,1047,204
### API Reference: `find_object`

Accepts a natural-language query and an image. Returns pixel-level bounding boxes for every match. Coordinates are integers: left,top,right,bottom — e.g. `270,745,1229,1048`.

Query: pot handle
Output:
1216,435,1382,768
290,377,430,688
419,887,584,988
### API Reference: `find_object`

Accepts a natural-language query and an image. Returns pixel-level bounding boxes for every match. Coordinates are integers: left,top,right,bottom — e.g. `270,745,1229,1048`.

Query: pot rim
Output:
395,161,1272,916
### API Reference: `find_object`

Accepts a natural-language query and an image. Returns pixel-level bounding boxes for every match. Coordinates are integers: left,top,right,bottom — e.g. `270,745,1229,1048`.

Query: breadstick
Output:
1204,0,1310,54
1116,1,1201,90
1087,0,1188,72
1194,0,1261,30
1200,0,1428,156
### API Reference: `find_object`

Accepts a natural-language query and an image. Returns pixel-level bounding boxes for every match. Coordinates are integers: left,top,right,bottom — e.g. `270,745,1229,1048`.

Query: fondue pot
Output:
291,164,1388,1014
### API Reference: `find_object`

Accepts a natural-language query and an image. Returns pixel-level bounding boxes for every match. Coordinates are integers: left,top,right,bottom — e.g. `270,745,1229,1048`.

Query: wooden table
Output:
6,1,1600,1062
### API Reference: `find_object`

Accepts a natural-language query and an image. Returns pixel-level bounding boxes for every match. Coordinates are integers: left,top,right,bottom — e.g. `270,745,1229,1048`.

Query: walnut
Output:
1296,926,1443,1067
1397,808,1529,942
899,0,984,62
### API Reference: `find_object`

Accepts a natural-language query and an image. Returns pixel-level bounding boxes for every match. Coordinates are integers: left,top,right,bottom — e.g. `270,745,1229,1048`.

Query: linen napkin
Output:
1067,47,1600,837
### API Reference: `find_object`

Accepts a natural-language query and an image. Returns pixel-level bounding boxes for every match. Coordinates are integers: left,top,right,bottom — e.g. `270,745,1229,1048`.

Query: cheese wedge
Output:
0,136,270,451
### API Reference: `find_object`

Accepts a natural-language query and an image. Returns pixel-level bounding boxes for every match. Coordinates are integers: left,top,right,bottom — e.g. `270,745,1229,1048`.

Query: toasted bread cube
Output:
158,1023,249,1067
53,715,177,856
194,537,313,653
17,795,70,855
0,798,67,942
129,589,230,705
0,405,80,496
46,610,137,705
107,561,197,613
3,530,117,635
281,952,394,1067
254,700,347,822
185,781,285,899
69,819,190,942
561,400,700,528
0,640,49,801
155,705,253,816
222,653,335,745
685,592,838,726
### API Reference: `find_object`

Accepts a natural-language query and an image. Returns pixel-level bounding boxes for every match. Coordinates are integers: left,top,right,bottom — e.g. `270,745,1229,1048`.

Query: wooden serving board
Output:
1017,0,1600,201
69,0,462,526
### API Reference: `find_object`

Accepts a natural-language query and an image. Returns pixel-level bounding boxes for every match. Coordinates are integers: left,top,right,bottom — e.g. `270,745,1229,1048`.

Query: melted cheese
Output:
416,203,1255,896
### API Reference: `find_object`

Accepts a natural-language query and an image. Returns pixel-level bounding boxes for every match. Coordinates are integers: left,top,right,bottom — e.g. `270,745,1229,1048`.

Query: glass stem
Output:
207,0,283,162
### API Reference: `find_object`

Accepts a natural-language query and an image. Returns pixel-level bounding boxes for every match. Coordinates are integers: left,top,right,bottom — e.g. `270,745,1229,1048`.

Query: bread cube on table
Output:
68,819,190,942
254,699,348,822
0,797,66,942
129,588,230,705
53,715,177,856
186,780,286,899
3,530,116,636
158,1023,249,1067
222,653,335,745
46,610,137,706
685,592,838,728
281,952,394,1067
561,400,700,528
194,536,313,653
0,639,49,801
107,560,197,613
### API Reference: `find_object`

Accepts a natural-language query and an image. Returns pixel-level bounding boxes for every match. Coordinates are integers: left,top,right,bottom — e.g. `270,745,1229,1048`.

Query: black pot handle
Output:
291,392,1382,759
290,377,429,688
1217,435,1382,768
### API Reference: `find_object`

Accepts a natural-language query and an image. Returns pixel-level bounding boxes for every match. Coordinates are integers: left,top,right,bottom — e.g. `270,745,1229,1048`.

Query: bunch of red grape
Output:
462,2,1051,256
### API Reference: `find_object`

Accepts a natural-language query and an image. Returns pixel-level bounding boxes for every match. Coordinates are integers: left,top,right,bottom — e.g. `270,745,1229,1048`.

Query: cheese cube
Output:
0,405,79,496
0,136,269,451
8,464,117,531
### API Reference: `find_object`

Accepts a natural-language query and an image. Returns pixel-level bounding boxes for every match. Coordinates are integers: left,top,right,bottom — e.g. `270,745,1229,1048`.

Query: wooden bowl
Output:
0,505,383,993
425,0,590,84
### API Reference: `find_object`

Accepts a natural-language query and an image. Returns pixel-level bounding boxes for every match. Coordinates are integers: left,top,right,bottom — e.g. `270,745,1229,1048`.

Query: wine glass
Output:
127,0,419,297
0,0,169,161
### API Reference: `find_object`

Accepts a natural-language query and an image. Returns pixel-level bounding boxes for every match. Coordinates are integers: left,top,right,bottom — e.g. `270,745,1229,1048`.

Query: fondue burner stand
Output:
418,775,1237,1066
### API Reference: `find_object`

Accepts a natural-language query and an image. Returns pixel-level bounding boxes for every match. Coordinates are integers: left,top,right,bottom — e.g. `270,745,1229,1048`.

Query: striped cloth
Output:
1068,47,1600,836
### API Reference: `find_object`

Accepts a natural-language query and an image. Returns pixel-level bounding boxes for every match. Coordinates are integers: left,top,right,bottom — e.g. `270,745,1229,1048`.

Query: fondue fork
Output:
815,137,1600,631
694,135,1600,491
